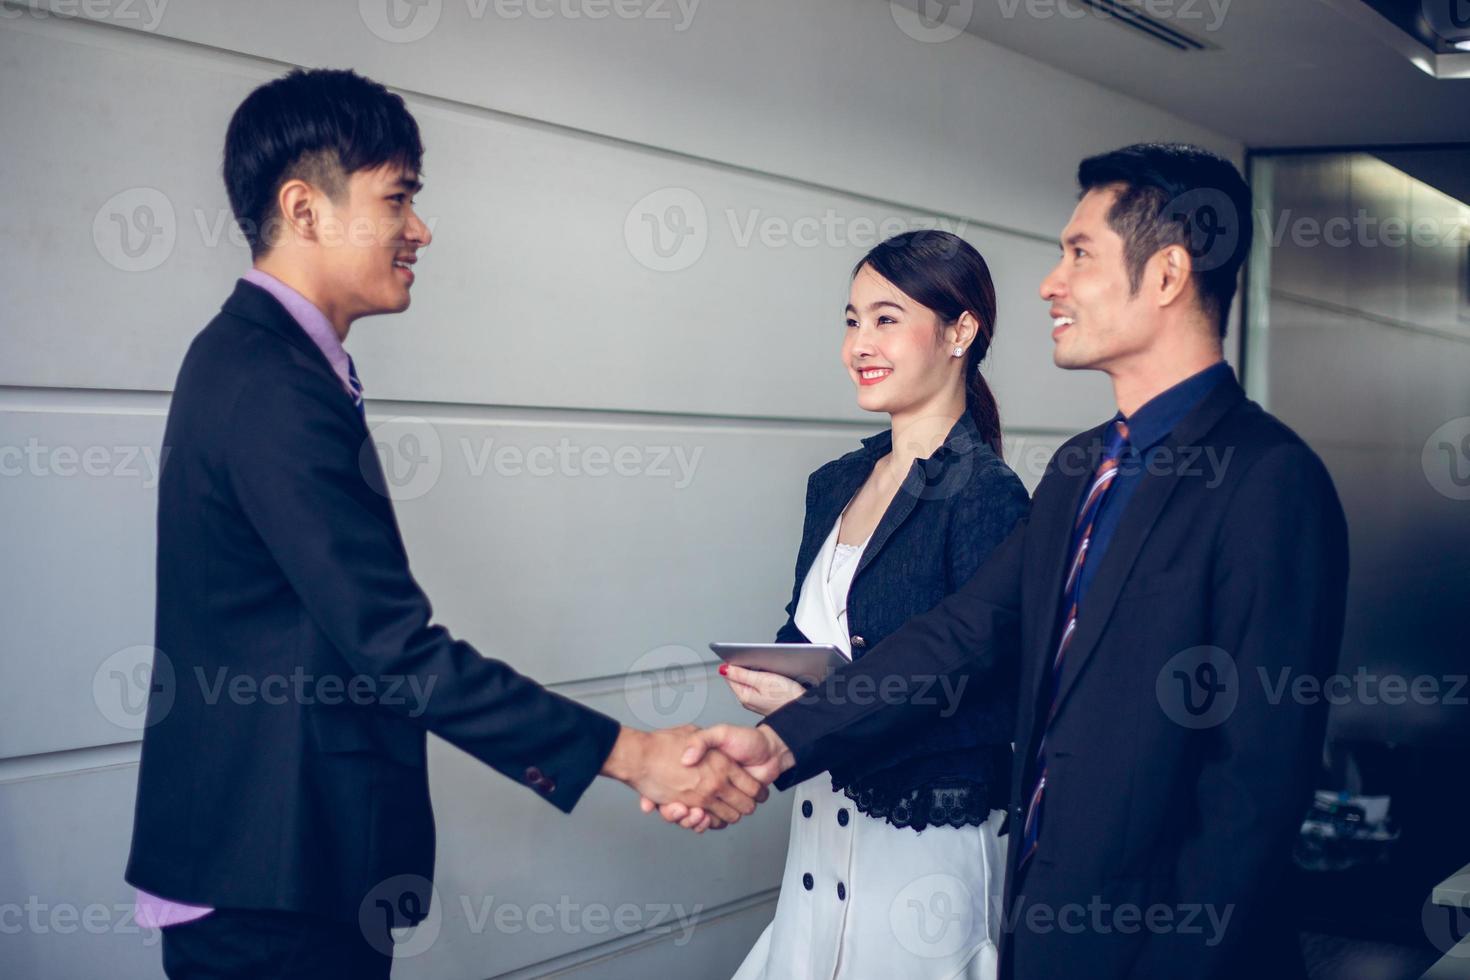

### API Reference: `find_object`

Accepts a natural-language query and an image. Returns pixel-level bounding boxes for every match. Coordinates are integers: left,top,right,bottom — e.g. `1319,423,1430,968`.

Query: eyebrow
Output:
845,300,906,314
1059,232,1092,250
393,175,424,193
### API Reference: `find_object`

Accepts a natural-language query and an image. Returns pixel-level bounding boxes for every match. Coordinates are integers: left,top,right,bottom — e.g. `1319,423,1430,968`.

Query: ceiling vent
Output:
1076,0,1216,52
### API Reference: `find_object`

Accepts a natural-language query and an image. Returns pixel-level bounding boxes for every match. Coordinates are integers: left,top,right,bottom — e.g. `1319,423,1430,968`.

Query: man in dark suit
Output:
124,67,764,979
670,144,1349,979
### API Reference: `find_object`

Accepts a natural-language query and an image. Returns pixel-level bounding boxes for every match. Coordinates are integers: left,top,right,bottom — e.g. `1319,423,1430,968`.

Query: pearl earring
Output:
952,346,964,357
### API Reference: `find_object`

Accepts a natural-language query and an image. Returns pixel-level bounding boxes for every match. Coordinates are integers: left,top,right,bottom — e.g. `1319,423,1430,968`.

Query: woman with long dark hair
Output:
725,230,1029,979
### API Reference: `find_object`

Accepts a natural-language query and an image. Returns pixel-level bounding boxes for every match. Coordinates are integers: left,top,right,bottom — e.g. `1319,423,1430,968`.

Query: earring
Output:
952,346,964,357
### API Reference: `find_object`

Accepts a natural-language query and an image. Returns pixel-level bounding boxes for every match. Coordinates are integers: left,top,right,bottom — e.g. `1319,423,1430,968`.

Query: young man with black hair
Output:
125,67,764,979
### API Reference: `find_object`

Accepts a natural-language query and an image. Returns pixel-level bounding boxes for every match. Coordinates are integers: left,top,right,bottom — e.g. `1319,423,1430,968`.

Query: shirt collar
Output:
241,268,353,396
1116,360,1236,452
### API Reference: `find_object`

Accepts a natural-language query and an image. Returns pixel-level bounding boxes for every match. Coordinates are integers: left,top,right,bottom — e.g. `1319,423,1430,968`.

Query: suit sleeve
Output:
225,366,621,813
763,510,1028,790
1125,443,1349,978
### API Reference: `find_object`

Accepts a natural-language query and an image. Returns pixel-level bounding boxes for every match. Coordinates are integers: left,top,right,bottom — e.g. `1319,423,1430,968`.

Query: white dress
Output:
732,514,1008,980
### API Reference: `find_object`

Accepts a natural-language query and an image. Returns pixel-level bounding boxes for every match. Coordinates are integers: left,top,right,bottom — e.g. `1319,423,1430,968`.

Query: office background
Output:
1,1,1466,977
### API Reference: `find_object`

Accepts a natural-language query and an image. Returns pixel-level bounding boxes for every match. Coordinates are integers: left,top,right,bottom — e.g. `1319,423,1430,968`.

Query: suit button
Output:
837,808,849,827
802,873,814,891
525,766,544,784
837,881,847,901
850,635,865,649
801,801,813,819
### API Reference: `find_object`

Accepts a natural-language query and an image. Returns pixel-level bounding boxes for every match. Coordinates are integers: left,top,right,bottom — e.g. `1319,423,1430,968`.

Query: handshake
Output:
600,722,797,833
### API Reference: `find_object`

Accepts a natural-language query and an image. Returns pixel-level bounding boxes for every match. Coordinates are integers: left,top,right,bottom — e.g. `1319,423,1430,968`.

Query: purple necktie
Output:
347,355,365,419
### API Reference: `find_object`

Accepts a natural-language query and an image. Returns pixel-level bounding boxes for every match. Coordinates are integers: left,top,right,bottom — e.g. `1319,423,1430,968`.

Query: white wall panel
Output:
0,397,879,759
15,0,1237,242
1,16,1114,429
0,764,169,980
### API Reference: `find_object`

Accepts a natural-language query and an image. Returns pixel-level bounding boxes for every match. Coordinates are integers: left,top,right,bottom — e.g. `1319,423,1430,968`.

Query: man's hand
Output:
683,723,795,782
641,724,795,832
602,725,768,827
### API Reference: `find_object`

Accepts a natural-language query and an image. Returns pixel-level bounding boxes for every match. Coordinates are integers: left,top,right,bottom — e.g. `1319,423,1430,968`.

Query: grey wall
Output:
0,1,1238,976
1248,151,1470,748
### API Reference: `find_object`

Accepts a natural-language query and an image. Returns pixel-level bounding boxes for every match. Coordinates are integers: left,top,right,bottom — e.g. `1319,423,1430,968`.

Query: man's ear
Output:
273,178,320,248
1153,244,1194,310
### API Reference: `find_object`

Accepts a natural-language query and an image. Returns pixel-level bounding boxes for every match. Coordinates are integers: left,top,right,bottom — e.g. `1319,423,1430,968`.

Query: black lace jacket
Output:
773,413,1029,831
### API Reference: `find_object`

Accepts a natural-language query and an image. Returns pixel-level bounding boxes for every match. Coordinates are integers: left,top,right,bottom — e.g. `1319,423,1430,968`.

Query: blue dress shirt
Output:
1074,360,1236,607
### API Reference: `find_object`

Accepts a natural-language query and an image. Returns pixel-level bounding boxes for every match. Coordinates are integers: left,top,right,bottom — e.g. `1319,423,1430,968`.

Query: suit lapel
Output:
1046,378,1246,720
851,469,921,582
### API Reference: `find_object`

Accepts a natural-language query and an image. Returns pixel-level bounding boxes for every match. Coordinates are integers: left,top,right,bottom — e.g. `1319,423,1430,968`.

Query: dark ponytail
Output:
853,230,1003,458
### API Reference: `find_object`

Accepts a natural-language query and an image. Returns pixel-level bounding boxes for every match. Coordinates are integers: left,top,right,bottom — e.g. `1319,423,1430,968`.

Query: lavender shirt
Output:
134,269,355,929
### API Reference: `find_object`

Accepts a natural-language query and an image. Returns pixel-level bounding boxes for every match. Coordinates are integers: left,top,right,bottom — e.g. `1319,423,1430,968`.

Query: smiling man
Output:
124,67,764,979
673,143,1350,980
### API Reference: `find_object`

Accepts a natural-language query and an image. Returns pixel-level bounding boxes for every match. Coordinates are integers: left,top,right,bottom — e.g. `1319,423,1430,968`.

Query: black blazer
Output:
773,412,1029,827
125,280,620,926
764,374,1349,980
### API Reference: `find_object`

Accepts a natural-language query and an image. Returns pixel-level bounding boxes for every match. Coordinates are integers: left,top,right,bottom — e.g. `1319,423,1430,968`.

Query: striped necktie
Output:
346,355,366,420
1017,418,1130,878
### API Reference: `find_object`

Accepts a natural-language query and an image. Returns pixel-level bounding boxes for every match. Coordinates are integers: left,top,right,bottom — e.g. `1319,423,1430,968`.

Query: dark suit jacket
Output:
773,412,1028,821
764,374,1349,980
125,280,621,926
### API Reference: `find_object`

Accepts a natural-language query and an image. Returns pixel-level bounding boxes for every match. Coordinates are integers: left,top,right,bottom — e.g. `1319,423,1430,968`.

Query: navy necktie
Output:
1017,418,1130,878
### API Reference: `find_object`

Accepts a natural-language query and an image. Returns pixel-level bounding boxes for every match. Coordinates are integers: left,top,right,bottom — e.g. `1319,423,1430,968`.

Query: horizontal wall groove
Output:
1270,289,1470,346
0,667,725,774
0,740,141,784
0,384,1084,439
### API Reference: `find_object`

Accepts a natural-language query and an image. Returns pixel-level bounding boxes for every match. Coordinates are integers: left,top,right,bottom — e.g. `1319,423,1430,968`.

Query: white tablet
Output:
708,642,847,687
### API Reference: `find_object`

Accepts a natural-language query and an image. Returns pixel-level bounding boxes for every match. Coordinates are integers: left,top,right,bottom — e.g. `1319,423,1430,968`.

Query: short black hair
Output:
223,68,424,259
1077,143,1252,337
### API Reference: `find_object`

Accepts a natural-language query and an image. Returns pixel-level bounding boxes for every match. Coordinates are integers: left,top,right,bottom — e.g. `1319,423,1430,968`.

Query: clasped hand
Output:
635,722,795,833
605,725,771,829
611,665,799,833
